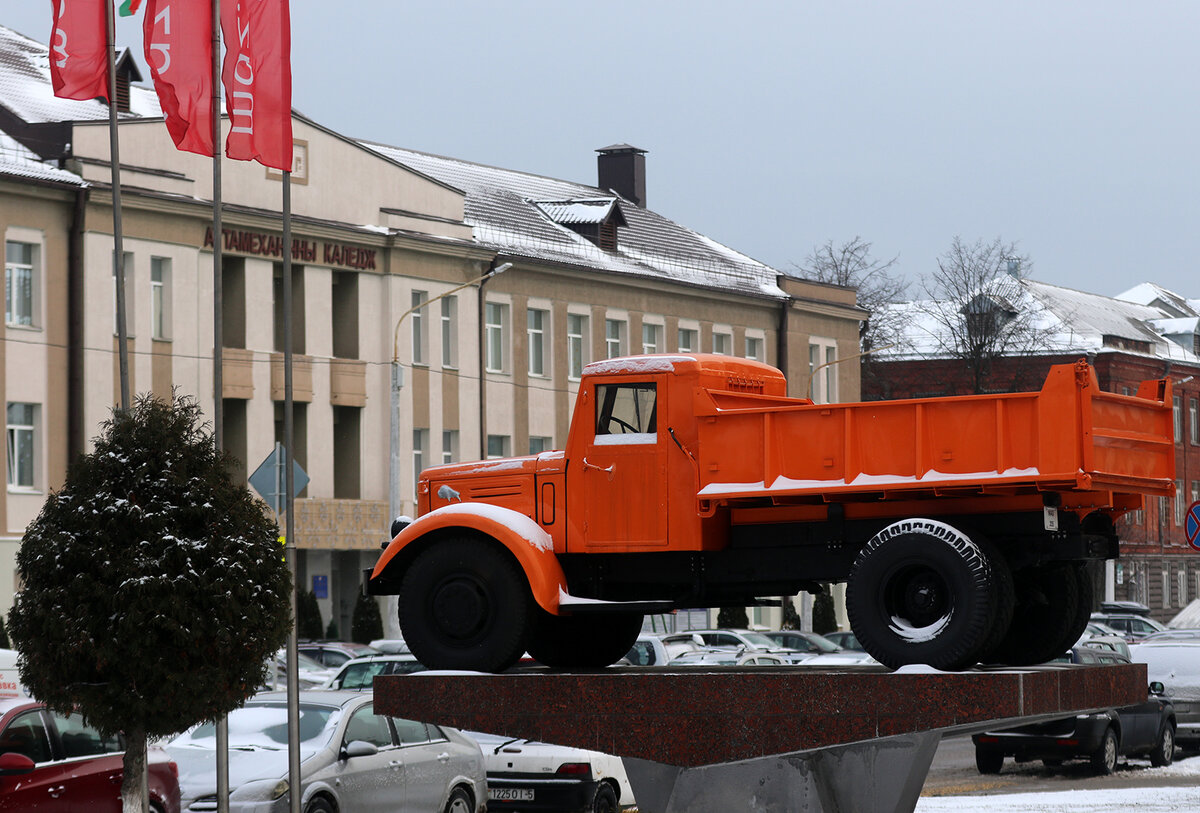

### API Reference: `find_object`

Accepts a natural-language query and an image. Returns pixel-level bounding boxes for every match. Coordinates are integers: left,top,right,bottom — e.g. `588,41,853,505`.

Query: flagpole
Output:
106,0,131,412
210,3,231,813
282,168,301,813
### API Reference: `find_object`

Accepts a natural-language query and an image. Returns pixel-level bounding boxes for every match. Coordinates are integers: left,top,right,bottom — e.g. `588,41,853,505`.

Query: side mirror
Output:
1150,681,1166,696
0,752,35,776
341,740,379,760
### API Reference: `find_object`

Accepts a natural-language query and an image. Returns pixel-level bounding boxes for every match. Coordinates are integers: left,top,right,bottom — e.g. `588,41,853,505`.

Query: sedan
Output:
972,680,1175,775
0,696,180,812
166,690,485,813
467,731,635,813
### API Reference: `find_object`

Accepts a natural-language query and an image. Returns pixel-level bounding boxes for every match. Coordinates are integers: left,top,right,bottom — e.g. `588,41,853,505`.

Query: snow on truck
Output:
366,354,1175,673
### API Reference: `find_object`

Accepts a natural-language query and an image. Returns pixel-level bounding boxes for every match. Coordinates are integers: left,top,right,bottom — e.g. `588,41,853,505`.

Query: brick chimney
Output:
596,144,647,208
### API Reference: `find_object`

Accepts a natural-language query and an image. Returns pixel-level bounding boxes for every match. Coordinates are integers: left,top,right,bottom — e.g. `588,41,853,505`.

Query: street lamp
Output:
387,261,511,548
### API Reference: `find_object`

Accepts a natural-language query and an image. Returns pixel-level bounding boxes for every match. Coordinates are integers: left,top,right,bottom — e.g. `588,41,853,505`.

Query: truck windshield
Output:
595,383,657,436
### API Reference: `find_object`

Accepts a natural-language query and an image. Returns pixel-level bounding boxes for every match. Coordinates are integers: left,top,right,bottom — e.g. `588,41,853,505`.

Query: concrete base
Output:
374,663,1148,812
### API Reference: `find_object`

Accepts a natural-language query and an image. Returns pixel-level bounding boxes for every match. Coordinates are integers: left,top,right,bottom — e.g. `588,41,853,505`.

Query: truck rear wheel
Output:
528,609,643,669
398,537,531,672
990,563,1082,666
846,518,993,670
973,536,1015,665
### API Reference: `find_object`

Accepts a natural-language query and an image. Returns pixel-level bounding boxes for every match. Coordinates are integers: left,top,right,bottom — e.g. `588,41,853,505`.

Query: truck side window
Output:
595,383,657,436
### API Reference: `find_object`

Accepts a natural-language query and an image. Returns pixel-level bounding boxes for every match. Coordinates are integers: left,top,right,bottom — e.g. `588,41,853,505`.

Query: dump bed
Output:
693,360,1174,505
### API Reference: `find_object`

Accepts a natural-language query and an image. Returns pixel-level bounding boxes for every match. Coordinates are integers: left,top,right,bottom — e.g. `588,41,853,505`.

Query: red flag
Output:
143,0,214,156
50,0,110,101
221,0,293,172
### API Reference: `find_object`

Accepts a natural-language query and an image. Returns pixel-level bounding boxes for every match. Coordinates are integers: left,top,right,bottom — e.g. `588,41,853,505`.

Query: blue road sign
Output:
249,442,310,515
1187,500,1200,552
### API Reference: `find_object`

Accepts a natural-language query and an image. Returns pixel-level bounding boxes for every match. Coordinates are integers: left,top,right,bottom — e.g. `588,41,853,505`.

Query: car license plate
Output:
489,788,535,801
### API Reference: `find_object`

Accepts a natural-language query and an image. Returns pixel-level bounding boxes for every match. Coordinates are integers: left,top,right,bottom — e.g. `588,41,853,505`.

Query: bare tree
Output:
794,236,908,354
921,236,1055,394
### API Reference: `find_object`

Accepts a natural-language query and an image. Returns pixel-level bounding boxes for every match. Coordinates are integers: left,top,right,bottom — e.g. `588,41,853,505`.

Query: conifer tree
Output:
296,588,324,640
351,593,384,644
8,393,292,813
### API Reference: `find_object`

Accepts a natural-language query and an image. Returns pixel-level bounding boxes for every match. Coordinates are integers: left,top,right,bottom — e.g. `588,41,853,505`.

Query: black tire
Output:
847,518,993,670
1151,723,1176,768
973,536,1016,665
305,798,335,813
975,747,1003,774
443,786,473,813
991,563,1082,666
399,537,531,672
590,782,619,813
1090,727,1118,775
528,609,643,669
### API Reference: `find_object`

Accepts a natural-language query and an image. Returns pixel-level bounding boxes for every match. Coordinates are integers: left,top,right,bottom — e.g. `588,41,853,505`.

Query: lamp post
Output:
387,262,512,547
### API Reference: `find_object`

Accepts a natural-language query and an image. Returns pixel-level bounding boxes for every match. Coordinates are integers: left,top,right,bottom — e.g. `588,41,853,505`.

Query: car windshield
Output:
738,632,781,648
803,634,843,653
173,702,341,751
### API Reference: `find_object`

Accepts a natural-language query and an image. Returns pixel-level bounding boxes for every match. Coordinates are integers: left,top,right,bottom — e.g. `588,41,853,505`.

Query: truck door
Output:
570,379,668,550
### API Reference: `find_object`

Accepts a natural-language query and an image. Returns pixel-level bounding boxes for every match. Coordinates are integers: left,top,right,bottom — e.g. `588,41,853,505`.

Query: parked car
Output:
762,630,877,664
972,675,1175,775
467,730,634,812
322,653,427,690
369,638,411,654
1131,640,1200,751
1090,611,1168,642
660,629,804,661
1142,629,1200,642
0,696,181,812
298,640,380,668
669,649,788,667
822,631,865,652
1099,600,1153,615
263,649,340,691
623,633,702,666
167,690,484,813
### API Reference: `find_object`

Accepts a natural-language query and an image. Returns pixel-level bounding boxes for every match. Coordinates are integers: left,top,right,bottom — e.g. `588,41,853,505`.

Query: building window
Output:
809,338,838,403
1192,479,1199,505
1180,569,1189,607
486,434,510,459
150,257,171,340
642,323,663,355
605,318,626,359
441,297,457,368
412,429,428,500
529,436,553,454
568,313,588,380
112,250,134,334
745,335,763,361
1175,395,1183,444
1191,398,1198,446
442,430,458,465
1163,568,1171,609
5,241,36,327
678,327,698,353
411,291,427,366
713,331,732,355
1176,480,1186,526
485,302,508,373
527,308,548,376
6,403,36,490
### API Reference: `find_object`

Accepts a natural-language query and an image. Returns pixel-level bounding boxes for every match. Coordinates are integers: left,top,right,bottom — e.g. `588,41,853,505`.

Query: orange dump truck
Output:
367,354,1175,672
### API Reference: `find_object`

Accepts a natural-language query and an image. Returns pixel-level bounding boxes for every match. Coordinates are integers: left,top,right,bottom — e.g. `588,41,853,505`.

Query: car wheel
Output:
1090,727,1118,775
975,747,1003,774
528,609,643,669
1151,723,1175,767
590,782,619,813
990,563,1082,666
847,518,993,670
443,786,472,813
399,537,531,672
305,797,335,813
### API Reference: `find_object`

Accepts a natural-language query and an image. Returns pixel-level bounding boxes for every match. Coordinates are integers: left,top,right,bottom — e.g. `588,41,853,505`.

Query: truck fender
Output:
372,503,566,615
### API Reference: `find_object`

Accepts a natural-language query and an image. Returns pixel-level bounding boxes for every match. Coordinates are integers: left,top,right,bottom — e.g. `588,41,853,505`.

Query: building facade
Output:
0,24,865,637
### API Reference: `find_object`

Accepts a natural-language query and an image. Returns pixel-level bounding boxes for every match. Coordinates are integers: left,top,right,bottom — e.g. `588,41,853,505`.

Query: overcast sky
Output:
8,2,1199,300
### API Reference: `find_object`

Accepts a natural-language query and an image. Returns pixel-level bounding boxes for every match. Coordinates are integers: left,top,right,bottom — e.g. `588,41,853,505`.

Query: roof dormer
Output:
533,197,627,251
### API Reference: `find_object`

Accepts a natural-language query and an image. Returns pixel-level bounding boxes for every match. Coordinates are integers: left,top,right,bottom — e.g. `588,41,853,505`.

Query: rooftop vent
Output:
596,144,647,208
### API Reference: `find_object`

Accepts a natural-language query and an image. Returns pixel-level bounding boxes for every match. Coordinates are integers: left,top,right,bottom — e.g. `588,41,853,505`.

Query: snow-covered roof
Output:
361,141,787,301
0,24,160,125
1117,281,1200,319
879,276,1200,364
0,127,83,185
534,198,624,226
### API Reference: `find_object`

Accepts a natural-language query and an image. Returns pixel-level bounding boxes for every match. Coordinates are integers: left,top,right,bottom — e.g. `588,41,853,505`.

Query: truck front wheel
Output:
398,537,531,672
528,609,643,669
846,518,993,670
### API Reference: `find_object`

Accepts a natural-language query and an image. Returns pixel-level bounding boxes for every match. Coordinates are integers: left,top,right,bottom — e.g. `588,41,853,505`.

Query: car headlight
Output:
229,778,289,802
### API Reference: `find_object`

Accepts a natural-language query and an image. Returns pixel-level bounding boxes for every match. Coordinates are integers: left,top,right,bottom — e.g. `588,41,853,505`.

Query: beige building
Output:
0,24,863,637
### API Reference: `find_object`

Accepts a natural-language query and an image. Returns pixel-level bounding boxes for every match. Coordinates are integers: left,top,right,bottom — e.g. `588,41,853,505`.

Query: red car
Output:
0,697,180,812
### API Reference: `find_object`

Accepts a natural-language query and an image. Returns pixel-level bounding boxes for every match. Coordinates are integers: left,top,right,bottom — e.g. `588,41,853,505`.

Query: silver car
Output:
166,690,485,813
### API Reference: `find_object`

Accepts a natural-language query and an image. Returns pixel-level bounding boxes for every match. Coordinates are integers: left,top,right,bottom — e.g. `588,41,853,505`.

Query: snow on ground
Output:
917,756,1200,811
